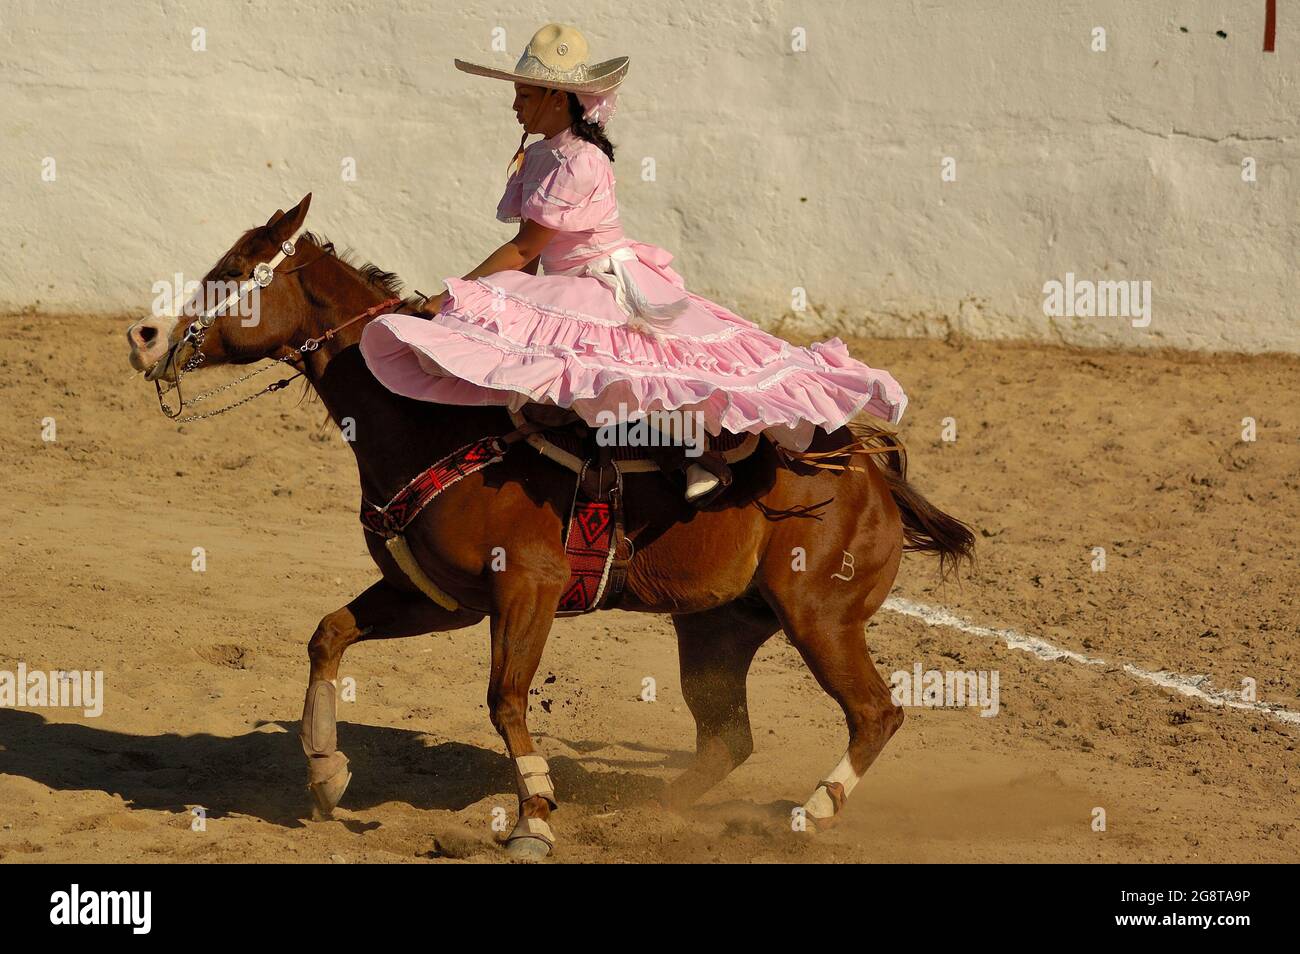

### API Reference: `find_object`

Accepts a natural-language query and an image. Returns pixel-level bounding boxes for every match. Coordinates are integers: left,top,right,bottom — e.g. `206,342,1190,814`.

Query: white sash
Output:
554,246,688,332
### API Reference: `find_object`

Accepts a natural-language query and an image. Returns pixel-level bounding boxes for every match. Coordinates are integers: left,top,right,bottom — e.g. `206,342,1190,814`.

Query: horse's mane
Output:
300,231,425,312
289,232,426,417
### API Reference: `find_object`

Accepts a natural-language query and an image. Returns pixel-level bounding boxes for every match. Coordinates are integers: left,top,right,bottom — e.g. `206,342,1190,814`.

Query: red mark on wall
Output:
1264,0,1277,51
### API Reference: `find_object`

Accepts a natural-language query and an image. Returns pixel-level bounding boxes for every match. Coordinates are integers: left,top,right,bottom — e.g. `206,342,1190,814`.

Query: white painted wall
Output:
2,0,1297,352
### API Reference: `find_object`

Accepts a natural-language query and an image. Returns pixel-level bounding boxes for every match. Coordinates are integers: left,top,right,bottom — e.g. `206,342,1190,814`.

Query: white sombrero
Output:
455,23,628,95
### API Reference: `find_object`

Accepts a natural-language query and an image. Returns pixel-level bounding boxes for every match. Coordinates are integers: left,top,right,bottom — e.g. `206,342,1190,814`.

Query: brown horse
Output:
126,194,973,858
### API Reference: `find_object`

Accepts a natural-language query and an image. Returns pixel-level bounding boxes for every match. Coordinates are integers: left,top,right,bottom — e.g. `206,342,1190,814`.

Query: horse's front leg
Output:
301,577,481,820
486,567,567,860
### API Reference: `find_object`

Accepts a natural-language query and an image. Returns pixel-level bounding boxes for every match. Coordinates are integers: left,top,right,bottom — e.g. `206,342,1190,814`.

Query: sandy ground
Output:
1,313,1297,863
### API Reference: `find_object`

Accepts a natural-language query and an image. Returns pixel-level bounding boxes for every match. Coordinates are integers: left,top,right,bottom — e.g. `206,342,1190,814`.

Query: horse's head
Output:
126,193,318,382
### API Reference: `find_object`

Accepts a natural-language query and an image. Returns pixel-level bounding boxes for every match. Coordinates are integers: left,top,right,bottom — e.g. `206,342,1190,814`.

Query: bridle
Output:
153,226,400,422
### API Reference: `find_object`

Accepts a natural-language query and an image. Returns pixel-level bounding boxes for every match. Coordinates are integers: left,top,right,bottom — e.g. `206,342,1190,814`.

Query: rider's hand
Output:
418,290,449,317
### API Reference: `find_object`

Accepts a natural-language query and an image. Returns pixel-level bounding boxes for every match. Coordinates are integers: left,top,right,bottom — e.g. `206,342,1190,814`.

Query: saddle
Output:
508,407,762,614
508,407,760,500
359,406,898,617
357,406,764,619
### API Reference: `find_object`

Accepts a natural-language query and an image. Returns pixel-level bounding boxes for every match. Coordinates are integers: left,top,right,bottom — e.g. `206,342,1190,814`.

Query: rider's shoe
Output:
685,463,722,503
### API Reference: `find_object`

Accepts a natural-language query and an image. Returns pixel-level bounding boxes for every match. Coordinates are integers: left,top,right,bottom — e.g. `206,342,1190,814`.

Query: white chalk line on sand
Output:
882,597,1300,727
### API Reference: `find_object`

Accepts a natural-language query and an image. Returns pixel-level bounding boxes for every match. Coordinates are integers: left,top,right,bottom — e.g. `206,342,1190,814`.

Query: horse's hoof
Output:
504,836,552,861
799,781,844,831
504,814,555,860
308,768,352,821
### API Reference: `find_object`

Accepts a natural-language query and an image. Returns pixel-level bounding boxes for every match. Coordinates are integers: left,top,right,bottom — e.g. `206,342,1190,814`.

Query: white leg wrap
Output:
301,679,338,758
802,751,862,820
515,754,556,807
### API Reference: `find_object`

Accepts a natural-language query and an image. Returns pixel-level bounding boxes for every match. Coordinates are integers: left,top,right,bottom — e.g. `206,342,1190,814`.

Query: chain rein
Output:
154,234,401,422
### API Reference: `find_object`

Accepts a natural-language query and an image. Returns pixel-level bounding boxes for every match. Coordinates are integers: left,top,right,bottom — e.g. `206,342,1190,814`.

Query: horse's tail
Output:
847,420,976,581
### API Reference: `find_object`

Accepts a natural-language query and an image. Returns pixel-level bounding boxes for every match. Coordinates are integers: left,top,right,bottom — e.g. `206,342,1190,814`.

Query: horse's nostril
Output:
139,325,158,345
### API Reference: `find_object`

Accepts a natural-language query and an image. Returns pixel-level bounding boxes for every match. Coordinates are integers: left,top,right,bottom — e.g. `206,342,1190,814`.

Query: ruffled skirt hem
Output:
358,261,907,453
356,285,904,454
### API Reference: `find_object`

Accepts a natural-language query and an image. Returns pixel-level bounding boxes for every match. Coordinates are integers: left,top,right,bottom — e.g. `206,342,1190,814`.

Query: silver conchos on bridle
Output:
182,238,299,358
155,231,309,422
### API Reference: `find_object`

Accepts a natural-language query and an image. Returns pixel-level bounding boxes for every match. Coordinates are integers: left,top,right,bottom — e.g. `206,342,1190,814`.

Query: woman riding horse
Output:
359,23,908,505
125,23,970,861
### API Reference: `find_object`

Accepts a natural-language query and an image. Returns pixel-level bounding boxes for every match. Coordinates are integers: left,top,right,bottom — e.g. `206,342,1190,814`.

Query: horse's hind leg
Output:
761,563,904,828
665,597,779,810
302,578,480,820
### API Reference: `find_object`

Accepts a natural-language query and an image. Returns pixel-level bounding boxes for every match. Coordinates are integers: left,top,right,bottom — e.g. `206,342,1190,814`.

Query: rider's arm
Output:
421,220,552,313
462,220,555,281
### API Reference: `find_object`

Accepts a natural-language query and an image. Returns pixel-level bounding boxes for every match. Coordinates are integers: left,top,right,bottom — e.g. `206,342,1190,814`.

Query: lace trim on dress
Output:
436,291,795,379
535,187,611,208
446,316,775,375
534,188,582,209
401,343,840,443
470,278,747,344
415,320,809,391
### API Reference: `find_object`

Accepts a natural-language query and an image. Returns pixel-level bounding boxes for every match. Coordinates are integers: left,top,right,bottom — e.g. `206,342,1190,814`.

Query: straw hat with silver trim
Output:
455,23,628,95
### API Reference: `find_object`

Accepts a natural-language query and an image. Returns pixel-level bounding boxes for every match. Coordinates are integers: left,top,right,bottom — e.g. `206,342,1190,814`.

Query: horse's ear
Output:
264,209,286,229
269,193,312,241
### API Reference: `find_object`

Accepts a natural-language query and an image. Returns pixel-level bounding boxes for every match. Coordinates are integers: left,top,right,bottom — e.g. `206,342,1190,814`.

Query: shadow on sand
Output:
0,709,680,827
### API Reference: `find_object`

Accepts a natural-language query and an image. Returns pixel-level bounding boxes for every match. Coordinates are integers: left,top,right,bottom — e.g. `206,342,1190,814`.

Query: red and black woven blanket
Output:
360,437,622,614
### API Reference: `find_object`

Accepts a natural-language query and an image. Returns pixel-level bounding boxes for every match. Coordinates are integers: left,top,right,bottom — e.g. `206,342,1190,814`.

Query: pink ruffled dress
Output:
360,126,907,451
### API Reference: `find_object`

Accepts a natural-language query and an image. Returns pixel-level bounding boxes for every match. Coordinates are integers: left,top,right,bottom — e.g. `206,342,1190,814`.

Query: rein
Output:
156,296,401,422
152,228,401,422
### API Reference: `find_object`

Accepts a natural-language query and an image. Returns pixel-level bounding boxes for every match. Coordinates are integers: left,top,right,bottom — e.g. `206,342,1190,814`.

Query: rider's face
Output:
512,83,563,134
